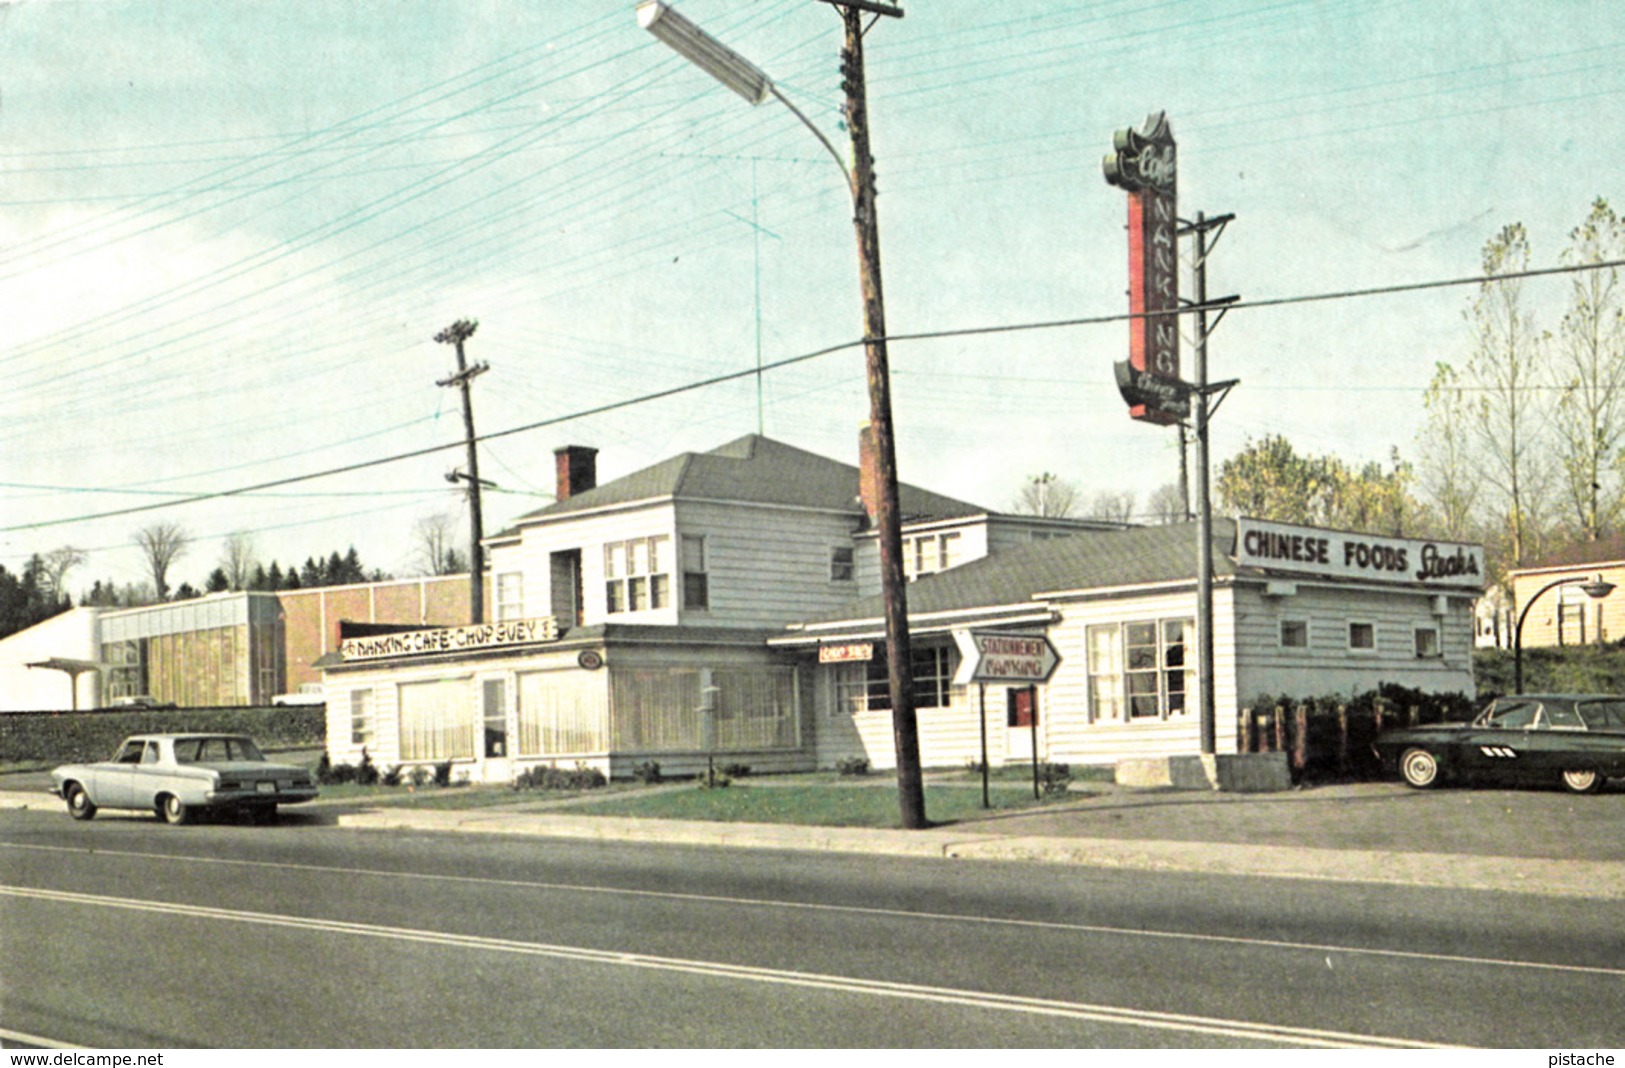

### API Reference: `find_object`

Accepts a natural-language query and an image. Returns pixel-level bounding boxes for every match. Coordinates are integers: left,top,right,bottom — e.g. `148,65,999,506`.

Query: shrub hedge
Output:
0,706,326,767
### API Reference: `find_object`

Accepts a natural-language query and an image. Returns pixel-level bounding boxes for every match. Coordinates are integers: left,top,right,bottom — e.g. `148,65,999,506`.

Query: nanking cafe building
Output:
319,518,1483,782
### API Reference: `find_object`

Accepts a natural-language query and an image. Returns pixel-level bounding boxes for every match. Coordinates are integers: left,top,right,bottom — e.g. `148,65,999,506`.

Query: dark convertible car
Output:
1373,694,1625,793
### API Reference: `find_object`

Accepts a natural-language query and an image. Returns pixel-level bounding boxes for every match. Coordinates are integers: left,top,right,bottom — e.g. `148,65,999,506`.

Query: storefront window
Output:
397,678,475,761
829,646,957,714
350,688,374,746
1087,618,1194,722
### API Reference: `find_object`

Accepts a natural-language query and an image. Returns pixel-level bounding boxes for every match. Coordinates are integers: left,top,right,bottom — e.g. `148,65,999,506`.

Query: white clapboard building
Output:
319,434,1482,782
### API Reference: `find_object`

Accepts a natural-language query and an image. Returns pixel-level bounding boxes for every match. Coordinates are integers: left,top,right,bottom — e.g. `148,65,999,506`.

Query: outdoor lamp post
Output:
1513,575,1615,694
638,0,927,829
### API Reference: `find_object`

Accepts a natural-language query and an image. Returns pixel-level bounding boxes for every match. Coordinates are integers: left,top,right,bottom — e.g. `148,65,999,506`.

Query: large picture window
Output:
829,645,958,714
1087,618,1194,721
397,678,475,761
605,536,671,614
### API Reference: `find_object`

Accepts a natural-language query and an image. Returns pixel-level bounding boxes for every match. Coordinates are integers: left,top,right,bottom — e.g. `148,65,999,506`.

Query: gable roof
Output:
1516,534,1625,574
787,520,1241,629
497,434,983,533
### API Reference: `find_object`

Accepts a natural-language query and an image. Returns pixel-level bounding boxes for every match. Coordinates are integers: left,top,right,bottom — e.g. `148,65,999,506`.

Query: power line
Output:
9,254,1622,536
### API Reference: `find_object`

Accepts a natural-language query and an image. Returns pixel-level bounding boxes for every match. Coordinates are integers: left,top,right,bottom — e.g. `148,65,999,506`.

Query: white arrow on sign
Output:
952,630,1059,685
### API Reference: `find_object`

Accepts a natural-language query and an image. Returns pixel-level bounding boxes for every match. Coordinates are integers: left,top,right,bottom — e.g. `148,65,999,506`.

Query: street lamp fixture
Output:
637,1,770,105
1513,574,1615,694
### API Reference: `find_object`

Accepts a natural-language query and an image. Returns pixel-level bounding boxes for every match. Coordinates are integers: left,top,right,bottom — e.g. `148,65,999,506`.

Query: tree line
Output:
1024,199,1625,596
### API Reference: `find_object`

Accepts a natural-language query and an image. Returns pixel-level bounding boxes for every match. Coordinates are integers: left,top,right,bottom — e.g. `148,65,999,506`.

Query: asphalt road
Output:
2,808,1622,1049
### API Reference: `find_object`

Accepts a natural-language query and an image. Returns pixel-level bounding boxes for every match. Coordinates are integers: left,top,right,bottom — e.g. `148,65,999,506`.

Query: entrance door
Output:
1005,686,1039,761
480,678,511,782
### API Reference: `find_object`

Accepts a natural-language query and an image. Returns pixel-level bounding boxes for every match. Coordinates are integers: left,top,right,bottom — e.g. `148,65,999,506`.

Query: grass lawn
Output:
558,780,1070,828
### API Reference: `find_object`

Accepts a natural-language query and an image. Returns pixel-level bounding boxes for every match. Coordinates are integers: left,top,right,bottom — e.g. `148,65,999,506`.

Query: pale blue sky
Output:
3,0,1621,593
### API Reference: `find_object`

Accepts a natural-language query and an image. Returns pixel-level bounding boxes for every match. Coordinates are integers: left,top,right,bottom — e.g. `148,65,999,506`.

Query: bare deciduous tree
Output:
1551,198,1625,541
1416,361,1481,540
1145,482,1187,524
1465,222,1548,568
41,546,87,602
134,521,190,601
413,510,467,576
1086,490,1137,524
1012,473,1079,518
219,531,259,591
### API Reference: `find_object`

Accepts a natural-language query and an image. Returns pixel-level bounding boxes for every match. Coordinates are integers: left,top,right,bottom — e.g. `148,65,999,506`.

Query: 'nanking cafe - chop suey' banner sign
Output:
341,618,560,662
1235,518,1484,591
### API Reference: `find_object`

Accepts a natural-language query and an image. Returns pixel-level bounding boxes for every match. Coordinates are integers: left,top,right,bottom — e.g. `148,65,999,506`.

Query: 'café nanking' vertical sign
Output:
1103,111,1184,425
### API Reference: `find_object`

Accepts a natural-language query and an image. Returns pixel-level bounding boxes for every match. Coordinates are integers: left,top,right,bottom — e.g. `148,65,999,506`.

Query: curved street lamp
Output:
637,1,927,829
1513,575,1615,693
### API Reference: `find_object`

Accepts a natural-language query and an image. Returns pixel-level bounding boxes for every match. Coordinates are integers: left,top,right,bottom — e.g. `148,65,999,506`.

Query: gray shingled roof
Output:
499,434,983,532
792,519,1242,626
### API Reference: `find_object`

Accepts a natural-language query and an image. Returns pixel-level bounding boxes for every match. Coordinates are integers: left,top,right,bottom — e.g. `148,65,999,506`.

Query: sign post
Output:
953,630,1060,807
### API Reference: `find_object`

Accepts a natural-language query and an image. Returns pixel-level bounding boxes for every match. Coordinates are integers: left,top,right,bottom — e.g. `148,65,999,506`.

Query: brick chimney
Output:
858,423,879,526
554,445,598,502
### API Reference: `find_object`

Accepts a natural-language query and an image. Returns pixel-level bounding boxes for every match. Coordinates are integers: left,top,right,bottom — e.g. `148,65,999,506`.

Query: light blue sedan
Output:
51,733,319,824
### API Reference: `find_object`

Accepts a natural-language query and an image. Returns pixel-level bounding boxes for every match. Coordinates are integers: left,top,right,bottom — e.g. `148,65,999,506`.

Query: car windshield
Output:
1575,700,1625,731
174,737,266,763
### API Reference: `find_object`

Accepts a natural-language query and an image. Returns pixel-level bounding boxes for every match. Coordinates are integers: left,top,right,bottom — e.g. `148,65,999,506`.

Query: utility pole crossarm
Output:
435,318,487,626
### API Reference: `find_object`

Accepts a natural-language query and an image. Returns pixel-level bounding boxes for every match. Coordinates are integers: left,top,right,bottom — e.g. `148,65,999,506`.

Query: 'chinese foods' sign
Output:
1235,518,1484,590
1104,111,1183,424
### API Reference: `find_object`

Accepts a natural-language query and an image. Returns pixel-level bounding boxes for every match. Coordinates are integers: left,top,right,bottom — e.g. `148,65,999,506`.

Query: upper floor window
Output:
1349,621,1376,651
1280,619,1309,648
682,534,709,611
904,531,963,580
605,536,670,614
1414,626,1440,658
830,546,855,582
496,572,524,622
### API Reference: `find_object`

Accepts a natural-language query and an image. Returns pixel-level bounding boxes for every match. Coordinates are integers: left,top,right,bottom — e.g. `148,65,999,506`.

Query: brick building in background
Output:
0,573,489,711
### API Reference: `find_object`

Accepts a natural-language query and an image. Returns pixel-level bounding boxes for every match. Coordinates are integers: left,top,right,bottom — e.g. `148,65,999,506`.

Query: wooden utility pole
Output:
435,319,488,625
829,0,924,829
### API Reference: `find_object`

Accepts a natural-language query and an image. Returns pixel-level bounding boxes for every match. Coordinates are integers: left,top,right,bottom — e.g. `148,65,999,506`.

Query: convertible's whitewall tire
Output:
65,783,96,821
159,794,191,825
1561,769,1604,794
1400,747,1440,789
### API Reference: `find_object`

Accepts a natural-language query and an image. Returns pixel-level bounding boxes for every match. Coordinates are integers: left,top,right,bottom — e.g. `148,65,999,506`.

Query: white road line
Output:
0,883,1444,1049
3,840,1617,979
0,1027,83,1049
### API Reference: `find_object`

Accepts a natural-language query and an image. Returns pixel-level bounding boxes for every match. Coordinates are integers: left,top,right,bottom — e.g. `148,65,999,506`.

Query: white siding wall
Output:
812,657,1036,770
854,518,994,591
674,500,866,629
0,607,102,711
1231,582,1476,701
1043,589,1236,767
488,504,680,628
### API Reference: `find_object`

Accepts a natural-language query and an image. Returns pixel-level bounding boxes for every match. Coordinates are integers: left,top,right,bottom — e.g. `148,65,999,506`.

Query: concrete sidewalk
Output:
9,770,1624,900
329,787,1625,901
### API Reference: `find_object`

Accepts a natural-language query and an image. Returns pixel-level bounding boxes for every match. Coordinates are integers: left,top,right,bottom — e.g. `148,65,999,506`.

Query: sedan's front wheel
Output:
1561,769,1604,794
65,783,96,821
159,794,191,825
1400,747,1441,789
